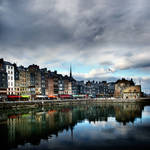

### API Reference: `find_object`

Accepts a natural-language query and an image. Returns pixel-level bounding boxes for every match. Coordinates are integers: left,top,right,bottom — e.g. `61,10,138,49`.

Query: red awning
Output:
8,95,21,98
59,95,71,98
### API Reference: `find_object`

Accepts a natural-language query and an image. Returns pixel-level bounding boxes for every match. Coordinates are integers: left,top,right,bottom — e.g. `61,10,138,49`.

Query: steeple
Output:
70,65,72,78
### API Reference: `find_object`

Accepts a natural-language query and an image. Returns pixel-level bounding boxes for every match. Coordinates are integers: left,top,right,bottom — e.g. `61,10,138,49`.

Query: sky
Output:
0,0,150,92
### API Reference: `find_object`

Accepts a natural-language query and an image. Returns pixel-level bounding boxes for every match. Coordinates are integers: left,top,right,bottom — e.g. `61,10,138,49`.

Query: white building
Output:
5,62,15,95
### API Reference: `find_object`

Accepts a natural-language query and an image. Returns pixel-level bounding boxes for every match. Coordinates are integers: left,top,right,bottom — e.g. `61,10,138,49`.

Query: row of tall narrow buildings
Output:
0,58,77,99
0,58,142,100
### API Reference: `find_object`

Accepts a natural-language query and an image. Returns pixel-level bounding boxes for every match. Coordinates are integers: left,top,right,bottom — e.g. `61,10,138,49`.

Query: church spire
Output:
70,64,72,78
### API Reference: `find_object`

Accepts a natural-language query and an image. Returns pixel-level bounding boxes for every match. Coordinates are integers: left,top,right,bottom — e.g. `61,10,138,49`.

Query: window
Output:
11,76,13,80
8,71,10,74
11,66,13,69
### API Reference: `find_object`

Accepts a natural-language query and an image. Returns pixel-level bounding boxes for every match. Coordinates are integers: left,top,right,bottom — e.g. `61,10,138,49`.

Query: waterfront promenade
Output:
0,98,150,109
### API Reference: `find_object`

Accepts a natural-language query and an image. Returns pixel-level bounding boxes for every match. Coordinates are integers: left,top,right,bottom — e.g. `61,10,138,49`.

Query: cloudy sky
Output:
0,0,150,92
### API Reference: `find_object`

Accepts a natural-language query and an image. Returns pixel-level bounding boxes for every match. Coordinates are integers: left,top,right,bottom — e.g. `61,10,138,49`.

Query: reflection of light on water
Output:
90,117,120,129
3,104,150,150
73,119,132,141
124,106,150,126
141,106,150,124
76,119,89,126
91,121,107,127
108,117,116,122
83,119,89,124
142,106,150,118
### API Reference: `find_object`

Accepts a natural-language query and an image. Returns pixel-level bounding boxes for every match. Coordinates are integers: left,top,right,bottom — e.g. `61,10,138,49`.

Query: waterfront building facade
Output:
76,81,86,95
14,64,20,95
64,75,70,94
123,85,141,99
4,62,15,95
0,59,8,98
58,75,65,95
0,70,7,98
28,64,42,99
47,71,59,97
0,58,143,100
15,66,30,96
114,78,135,98
107,82,115,97
40,68,48,96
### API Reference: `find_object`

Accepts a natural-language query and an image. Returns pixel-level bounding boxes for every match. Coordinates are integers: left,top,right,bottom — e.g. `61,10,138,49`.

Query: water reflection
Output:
0,103,150,150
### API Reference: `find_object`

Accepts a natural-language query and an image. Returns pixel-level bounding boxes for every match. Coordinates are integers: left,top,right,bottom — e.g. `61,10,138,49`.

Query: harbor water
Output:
0,103,150,150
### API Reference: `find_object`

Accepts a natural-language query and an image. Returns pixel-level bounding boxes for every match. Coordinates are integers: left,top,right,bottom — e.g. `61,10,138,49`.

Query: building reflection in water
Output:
0,103,147,149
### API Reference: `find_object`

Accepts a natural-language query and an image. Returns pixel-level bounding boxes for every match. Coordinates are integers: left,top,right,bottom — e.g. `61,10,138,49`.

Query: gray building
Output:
0,70,7,99
76,81,86,95
28,64,42,98
107,82,115,97
40,68,48,96
85,81,99,97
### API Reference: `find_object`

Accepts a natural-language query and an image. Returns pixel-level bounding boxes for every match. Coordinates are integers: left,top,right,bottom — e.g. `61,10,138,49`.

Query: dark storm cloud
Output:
0,0,73,49
0,0,150,71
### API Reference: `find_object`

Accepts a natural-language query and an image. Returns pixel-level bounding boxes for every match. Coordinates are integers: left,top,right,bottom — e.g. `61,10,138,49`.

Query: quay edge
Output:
0,98,150,109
